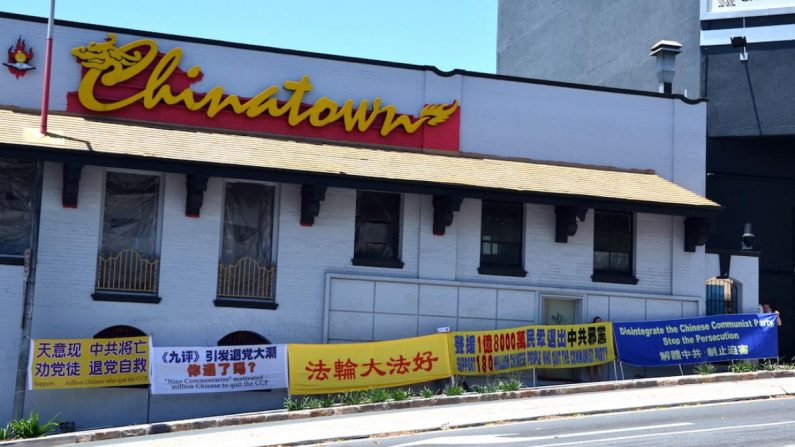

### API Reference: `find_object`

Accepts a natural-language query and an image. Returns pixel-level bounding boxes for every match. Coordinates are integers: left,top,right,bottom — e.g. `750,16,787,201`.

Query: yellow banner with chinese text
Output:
28,336,150,389
288,334,451,395
449,322,615,375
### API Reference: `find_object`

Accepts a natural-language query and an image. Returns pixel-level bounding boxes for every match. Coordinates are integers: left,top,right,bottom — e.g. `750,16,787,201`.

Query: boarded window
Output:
221,183,274,265
100,172,160,258
0,159,36,257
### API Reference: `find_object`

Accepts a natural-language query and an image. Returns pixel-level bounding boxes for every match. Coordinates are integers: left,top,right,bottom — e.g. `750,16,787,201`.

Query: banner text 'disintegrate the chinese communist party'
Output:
28,336,150,389
288,334,451,395
449,322,615,375
613,314,779,367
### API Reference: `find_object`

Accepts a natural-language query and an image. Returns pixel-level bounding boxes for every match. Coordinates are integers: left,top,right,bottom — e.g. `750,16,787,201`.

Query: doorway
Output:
538,296,580,381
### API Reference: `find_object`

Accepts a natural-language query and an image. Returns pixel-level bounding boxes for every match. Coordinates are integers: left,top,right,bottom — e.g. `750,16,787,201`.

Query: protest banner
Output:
28,336,150,389
449,322,615,375
613,313,778,367
288,333,451,395
151,344,287,394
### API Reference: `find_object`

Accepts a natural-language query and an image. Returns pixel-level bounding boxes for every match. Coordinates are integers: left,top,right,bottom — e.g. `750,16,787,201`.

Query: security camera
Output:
741,223,755,250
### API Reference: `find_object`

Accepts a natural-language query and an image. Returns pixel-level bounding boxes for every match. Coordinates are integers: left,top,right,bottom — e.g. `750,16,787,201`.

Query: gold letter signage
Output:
70,34,459,140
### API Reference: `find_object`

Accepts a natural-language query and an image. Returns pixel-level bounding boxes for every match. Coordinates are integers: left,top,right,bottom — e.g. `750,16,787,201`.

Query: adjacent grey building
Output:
498,0,795,357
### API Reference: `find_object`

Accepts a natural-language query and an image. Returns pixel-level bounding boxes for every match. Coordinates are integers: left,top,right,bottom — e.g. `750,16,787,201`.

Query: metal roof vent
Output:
650,40,682,95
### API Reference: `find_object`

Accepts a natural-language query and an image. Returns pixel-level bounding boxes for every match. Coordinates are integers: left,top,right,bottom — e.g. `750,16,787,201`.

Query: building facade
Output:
0,12,752,429
498,0,789,354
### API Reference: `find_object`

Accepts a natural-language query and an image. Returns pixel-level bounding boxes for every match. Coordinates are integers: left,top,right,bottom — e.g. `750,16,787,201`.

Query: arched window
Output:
93,325,146,339
217,331,271,392
217,331,270,346
705,277,739,315
93,325,148,389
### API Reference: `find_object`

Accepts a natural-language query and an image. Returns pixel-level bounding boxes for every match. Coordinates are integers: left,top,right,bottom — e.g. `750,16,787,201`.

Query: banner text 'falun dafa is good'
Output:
288,334,451,395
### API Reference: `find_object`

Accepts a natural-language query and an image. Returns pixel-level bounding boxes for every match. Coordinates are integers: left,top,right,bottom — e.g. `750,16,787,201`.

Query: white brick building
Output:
0,13,756,429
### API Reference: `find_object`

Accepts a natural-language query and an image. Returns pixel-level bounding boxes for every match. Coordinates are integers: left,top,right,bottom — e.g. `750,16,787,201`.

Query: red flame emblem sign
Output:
4,36,35,79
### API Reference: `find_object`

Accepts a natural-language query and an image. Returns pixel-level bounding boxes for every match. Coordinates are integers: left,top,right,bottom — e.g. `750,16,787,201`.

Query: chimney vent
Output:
650,40,682,95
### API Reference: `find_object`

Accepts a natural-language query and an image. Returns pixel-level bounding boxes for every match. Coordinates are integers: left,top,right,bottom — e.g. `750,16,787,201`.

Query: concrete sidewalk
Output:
5,370,795,447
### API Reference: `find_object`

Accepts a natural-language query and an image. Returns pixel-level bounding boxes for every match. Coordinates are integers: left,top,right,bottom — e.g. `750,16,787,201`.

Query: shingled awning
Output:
0,108,719,217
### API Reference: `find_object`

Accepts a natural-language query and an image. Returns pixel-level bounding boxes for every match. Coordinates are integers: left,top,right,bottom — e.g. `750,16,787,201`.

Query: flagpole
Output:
39,0,55,135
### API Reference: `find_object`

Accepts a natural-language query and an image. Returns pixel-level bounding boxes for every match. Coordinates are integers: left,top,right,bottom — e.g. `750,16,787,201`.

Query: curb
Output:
4,370,795,446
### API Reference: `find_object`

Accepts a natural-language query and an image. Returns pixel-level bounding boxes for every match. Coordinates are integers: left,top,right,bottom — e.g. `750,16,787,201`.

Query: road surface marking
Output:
391,422,692,446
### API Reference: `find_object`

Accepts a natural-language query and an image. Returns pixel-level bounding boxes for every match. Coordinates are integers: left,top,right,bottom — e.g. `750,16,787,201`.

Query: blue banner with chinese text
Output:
614,314,778,367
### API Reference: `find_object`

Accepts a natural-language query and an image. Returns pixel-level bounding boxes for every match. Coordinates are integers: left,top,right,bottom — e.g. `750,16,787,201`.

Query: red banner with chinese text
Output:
288,334,452,395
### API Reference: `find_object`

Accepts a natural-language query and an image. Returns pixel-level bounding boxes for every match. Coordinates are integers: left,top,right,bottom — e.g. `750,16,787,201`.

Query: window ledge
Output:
591,272,639,285
0,256,24,266
351,258,405,269
92,292,161,304
478,265,527,277
214,297,279,310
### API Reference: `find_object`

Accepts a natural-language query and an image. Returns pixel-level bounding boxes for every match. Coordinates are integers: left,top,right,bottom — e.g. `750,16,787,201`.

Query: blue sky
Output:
0,0,498,73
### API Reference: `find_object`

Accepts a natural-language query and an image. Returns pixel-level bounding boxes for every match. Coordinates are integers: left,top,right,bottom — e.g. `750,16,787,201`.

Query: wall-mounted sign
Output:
151,344,287,394
288,334,451,395
702,0,795,19
67,33,460,151
4,36,35,79
28,336,150,389
613,314,778,367
449,322,615,376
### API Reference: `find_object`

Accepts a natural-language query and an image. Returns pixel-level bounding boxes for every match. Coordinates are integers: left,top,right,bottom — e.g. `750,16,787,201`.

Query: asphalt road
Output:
325,396,795,447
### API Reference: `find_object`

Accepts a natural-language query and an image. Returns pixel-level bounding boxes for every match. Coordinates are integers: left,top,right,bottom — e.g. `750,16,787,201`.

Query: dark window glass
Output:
96,172,160,294
221,183,274,265
593,211,633,274
217,183,276,300
480,201,523,268
0,159,36,256
354,191,401,261
100,172,160,257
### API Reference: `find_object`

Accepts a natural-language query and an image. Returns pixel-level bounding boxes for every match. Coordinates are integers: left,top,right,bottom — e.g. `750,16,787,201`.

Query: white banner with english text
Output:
151,344,287,394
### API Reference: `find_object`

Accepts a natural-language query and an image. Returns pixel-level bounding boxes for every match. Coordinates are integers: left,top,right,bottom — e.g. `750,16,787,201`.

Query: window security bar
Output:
95,249,159,294
217,257,276,300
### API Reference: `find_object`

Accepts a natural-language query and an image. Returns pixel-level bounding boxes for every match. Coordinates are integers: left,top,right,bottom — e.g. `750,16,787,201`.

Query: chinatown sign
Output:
68,34,460,149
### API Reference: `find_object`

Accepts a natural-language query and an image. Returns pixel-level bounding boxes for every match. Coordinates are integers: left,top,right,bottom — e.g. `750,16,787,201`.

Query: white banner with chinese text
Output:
151,344,287,394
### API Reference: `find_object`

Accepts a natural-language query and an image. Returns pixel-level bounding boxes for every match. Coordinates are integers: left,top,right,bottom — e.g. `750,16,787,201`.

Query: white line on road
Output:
391,422,693,446
528,420,795,447
410,419,795,447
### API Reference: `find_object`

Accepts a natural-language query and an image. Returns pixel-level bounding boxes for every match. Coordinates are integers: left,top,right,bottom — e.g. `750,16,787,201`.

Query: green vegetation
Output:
419,386,435,398
389,388,413,401
693,363,716,375
2,412,59,439
0,424,14,440
283,397,304,411
443,385,464,396
472,383,500,393
497,376,523,392
339,391,367,406
730,360,757,373
283,396,323,411
365,388,390,403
